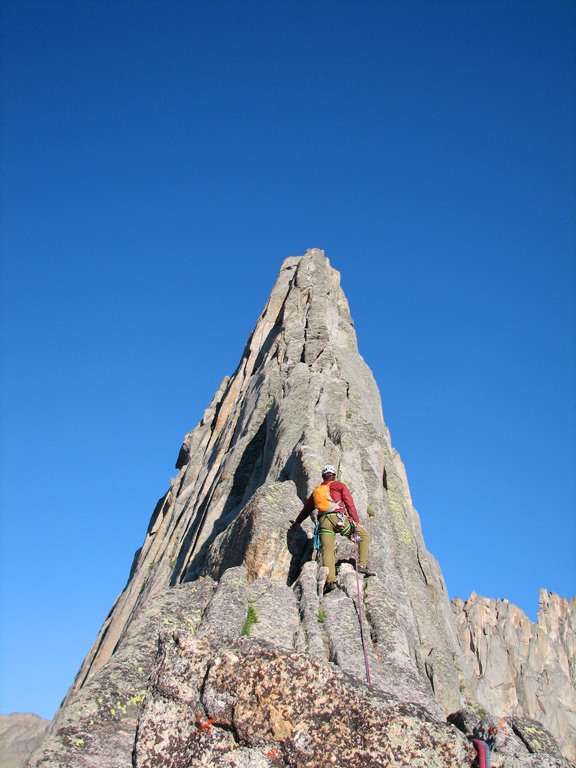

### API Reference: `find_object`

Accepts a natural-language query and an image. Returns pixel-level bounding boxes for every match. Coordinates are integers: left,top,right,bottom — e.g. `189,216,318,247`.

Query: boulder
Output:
133,632,474,768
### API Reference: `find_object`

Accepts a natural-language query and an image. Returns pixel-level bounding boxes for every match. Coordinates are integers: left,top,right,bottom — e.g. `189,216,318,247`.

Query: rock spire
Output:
26,250,575,767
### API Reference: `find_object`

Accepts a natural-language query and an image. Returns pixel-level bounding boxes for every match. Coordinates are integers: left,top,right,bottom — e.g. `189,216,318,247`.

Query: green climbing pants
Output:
319,513,370,584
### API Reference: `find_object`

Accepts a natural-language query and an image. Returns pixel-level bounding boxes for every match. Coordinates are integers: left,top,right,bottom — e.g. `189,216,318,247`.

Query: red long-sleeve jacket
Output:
293,480,359,526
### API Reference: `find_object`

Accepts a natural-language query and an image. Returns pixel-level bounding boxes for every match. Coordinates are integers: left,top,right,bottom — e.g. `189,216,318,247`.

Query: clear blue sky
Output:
1,0,574,721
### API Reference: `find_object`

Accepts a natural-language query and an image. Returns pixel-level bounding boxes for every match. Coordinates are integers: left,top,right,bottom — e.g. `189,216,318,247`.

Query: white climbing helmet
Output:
321,464,336,477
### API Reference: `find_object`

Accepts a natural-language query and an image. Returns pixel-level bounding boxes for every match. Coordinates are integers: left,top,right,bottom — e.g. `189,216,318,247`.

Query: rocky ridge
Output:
452,589,576,761
0,714,49,768
24,250,575,767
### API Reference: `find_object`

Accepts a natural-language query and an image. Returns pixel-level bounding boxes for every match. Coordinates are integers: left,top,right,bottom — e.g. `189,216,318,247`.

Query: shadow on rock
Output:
286,528,312,586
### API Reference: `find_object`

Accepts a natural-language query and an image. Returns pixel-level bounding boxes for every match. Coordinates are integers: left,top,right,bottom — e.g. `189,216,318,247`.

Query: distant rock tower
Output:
27,250,575,767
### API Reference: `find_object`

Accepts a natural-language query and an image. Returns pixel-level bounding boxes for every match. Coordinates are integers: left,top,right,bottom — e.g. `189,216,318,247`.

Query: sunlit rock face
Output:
452,590,576,762
24,251,574,767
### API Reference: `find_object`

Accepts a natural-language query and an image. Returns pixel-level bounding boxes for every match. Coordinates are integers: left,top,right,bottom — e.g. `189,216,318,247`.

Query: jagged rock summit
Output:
26,250,575,767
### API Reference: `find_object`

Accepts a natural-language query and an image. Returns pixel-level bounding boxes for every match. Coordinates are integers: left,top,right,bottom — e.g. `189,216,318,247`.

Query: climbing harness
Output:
353,533,372,686
318,512,360,542
470,738,490,768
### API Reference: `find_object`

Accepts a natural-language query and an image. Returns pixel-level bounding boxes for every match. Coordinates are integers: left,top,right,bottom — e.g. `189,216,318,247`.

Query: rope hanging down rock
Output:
353,529,371,686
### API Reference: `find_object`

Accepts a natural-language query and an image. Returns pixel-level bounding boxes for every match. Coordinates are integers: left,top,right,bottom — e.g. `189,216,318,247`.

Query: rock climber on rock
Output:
290,465,376,593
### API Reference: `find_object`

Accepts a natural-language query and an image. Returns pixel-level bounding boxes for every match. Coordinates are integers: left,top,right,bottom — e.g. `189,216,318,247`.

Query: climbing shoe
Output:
323,582,337,594
357,566,376,577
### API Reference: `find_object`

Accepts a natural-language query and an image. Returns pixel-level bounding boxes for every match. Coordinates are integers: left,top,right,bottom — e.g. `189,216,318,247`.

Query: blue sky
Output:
1,0,574,721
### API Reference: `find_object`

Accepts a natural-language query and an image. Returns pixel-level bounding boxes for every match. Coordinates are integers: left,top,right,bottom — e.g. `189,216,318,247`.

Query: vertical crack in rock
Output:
27,250,575,767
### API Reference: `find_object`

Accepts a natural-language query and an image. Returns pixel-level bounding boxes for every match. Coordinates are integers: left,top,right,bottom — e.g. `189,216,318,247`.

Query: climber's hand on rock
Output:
289,520,299,530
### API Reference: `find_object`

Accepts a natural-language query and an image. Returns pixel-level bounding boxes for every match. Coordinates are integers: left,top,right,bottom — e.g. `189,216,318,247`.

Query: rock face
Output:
452,590,576,762
132,631,474,768
0,714,49,768
25,250,575,767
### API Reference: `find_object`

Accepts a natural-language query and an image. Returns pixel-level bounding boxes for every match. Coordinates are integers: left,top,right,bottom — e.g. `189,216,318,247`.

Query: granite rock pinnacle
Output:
25,250,574,767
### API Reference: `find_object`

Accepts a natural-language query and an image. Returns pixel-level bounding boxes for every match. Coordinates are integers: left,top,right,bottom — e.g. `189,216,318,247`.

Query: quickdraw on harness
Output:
341,518,361,543
313,522,321,551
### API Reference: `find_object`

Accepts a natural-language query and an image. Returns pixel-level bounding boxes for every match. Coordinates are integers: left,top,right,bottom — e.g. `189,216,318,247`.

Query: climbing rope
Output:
353,528,371,686
470,738,490,768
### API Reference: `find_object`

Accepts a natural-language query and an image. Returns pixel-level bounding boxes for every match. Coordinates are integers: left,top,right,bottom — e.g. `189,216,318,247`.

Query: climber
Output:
290,465,376,593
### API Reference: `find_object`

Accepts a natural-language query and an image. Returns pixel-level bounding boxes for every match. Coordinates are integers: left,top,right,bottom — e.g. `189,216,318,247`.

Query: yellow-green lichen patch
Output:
126,690,147,708
399,528,413,548
388,494,415,552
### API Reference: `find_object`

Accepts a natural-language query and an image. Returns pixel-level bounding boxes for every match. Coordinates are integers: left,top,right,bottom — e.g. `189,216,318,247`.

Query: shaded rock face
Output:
0,714,49,768
26,251,575,766
452,590,576,762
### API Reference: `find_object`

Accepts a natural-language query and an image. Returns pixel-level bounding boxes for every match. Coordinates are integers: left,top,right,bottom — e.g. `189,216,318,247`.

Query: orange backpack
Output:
312,481,339,513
